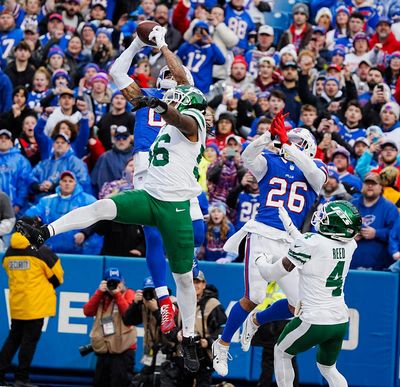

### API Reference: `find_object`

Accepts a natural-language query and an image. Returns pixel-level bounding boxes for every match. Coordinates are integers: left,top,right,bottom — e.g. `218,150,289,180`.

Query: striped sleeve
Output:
182,108,206,132
287,236,313,268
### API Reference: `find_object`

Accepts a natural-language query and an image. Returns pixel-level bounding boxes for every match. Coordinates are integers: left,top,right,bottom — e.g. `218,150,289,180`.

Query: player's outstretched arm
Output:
133,96,198,141
256,254,295,282
241,132,271,181
110,38,143,104
149,26,190,86
281,143,326,193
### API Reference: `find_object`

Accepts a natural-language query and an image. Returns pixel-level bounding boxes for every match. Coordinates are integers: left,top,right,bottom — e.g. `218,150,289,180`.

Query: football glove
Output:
272,110,291,145
278,205,301,239
148,26,168,50
132,96,168,114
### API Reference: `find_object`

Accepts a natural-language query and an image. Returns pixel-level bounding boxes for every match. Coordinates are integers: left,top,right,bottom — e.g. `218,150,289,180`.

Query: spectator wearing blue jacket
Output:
29,133,91,202
34,110,90,160
332,147,362,193
25,170,102,255
0,129,31,215
351,173,399,270
389,216,400,261
177,21,225,93
91,125,133,196
0,69,12,113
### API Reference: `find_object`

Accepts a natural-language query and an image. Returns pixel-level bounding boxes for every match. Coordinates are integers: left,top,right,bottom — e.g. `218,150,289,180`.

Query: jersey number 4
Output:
266,177,308,213
326,261,344,297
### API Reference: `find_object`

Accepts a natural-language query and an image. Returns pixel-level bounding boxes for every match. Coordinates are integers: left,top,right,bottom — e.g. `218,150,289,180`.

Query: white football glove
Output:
148,26,168,50
278,205,301,239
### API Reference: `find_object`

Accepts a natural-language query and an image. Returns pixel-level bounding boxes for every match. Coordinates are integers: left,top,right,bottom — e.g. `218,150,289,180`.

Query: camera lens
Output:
107,279,120,291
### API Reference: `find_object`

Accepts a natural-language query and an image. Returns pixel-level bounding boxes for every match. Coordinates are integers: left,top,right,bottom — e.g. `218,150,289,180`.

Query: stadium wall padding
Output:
0,255,399,386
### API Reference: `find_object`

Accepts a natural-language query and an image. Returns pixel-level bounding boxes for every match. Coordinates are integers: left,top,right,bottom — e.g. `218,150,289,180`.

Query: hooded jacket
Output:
2,232,64,320
0,147,32,208
25,183,102,254
369,31,400,54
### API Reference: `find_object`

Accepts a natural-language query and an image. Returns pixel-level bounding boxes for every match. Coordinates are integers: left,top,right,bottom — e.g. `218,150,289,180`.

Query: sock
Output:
49,199,116,235
255,299,292,325
110,38,143,90
317,363,348,387
172,271,196,337
155,287,169,301
274,345,295,387
220,302,249,343
144,226,167,292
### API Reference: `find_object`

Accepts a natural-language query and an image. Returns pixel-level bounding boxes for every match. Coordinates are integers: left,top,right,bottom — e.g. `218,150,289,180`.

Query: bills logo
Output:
362,214,375,227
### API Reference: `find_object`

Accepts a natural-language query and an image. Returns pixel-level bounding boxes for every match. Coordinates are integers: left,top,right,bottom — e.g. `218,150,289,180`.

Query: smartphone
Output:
226,148,236,159
377,84,384,91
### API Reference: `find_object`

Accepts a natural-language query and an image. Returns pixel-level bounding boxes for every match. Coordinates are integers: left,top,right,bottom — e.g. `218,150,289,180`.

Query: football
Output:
136,20,160,46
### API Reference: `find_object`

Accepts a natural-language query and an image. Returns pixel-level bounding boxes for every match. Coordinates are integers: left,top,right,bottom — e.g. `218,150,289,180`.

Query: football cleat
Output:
182,336,200,372
16,221,50,248
159,298,176,334
241,309,259,352
212,339,232,377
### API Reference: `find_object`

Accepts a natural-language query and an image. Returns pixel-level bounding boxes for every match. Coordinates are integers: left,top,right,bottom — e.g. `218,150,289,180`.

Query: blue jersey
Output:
177,43,225,93
39,33,70,51
0,29,23,59
133,88,165,154
224,5,255,51
236,191,260,230
255,151,327,231
336,120,366,146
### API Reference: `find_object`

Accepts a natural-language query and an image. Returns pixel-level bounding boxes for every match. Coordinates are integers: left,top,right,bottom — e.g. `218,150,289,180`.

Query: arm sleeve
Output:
287,236,313,268
281,143,326,193
241,133,271,180
388,218,400,255
114,289,135,315
73,116,90,159
34,116,51,160
212,44,226,65
355,150,373,180
122,302,144,326
83,291,105,317
215,23,239,48
298,74,318,105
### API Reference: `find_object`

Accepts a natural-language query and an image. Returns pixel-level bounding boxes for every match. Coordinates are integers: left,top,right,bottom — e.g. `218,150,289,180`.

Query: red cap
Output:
327,63,342,72
49,13,63,22
231,55,248,70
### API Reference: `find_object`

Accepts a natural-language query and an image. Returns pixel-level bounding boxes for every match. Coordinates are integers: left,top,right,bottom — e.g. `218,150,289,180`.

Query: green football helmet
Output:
311,200,362,242
162,85,207,113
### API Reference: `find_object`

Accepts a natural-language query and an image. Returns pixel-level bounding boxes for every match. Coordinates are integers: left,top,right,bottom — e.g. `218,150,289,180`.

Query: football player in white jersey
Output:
16,27,207,373
256,200,362,387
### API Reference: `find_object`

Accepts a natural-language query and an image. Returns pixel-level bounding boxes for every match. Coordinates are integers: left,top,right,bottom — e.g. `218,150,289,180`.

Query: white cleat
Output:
241,309,259,352
212,339,232,377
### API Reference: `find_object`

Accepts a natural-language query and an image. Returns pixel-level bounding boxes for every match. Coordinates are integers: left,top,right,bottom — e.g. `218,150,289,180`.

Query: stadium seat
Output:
272,0,296,14
264,11,291,29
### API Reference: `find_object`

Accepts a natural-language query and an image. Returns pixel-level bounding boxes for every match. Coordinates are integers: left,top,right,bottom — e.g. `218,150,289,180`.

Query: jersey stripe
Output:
288,250,311,264
182,108,206,132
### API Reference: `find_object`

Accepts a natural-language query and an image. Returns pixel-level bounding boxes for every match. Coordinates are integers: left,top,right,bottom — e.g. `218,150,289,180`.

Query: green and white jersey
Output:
144,108,206,202
287,233,357,325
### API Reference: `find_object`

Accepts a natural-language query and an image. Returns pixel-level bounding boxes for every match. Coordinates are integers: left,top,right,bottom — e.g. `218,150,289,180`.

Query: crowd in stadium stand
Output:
0,0,399,271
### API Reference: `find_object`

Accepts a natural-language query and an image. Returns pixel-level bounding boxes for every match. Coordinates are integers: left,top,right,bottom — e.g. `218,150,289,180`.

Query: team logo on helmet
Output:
162,85,207,113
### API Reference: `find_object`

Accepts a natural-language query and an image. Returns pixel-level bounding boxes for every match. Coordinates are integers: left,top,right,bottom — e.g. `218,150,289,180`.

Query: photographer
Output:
123,277,179,387
83,268,137,387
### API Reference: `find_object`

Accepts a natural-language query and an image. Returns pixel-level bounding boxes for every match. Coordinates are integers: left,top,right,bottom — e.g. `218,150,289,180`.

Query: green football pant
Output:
111,189,194,274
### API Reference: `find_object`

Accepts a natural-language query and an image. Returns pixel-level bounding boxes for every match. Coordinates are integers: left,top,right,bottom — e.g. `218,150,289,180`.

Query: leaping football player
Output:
212,111,328,376
16,26,207,373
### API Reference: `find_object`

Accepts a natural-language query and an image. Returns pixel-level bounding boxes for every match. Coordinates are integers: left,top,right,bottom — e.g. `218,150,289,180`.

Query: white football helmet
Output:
156,65,194,90
286,128,317,158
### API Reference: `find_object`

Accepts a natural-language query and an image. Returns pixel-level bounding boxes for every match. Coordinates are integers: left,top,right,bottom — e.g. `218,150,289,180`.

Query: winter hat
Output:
194,20,209,32
84,63,100,73
111,89,122,100
91,72,109,86
380,102,400,121
51,69,71,86
327,166,340,182
279,44,298,62
206,143,220,155
332,146,350,162
324,76,340,86
209,201,227,216
96,27,112,40
292,3,309,18
335,5,350,16
231,55,248,70
353,32,368,46
389,52,400,62
332,46,346,57
47,45,65,59
315,7,332,23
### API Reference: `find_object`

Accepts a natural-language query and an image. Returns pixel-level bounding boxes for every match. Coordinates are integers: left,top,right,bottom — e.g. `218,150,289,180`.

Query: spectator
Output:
123,277,178,387
30,132,91,200
27,67,51,112
226,170,260,231
336,100,366,145
359,67,386,108
79,23,97,57
369,18,400,54
351,172,399,270
299,104,317,130
0,69,13,113
25,170,102,254
0,192,15,253
177,21,225,93
0,129,32,214
207,112,236,150
325,5,349,50
44,88,82,136
379,102,400,133
278,3,313,52
0,10,24,63
92,28,114,70
354,59,372,97
65,35,90,85
0,216,63,387
61,0,84,36
198,202,237,263
199,144,219,192
83,267,137,387
77,62,99,96
46,46,68,74
0,86,35,140
154,4,182,52
224,0,255,55
39,13,70,52
5,41,35,90
352,137,370,165
255,56,281,92
16,114,40,166
380,166,400,209
91,125,133,195
97,90,134,150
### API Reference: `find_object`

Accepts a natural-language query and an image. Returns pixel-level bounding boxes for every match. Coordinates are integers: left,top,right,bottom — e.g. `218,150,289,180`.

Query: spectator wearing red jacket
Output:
369,18,400,54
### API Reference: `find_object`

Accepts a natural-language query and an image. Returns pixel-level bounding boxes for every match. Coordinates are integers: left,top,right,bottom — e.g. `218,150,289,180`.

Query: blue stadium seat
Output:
273,0,296,14
264,11,290,29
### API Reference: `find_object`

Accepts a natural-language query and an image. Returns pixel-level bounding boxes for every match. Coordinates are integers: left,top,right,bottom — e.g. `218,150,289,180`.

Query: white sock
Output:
49,199,117,236
172,271,196,338
274,345,295,387
110,39,142,90
155,286,169,299
317,363,348,387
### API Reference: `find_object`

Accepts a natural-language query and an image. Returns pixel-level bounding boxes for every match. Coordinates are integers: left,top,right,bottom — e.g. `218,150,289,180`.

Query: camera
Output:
226,148,236,160
79,344,94,357
143,288,156,301
107,279,120,291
